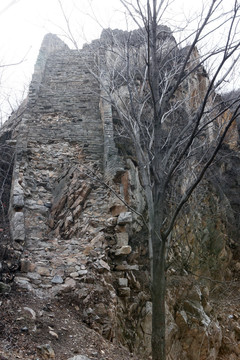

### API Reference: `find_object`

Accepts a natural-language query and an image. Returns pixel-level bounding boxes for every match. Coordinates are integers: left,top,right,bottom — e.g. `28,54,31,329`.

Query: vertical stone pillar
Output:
98,48,124,182
9,114,30,244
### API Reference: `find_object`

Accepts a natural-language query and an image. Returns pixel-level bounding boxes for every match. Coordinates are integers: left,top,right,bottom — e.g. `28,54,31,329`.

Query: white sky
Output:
0,0,239,122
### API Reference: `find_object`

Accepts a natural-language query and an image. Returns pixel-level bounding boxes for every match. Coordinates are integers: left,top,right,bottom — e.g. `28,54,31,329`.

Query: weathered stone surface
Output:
175,310,188,332
188,285,202,302
142,301,152,335
115,264,139,271
116,232,129,247
20,259,32,273
78,269,88,276
12,194,24,209
11,212,25,241
98,259,110,271
115,245,132,256
183,300,210,325
14,276,32,291
118,287,131,297
60,278,76,293
37,267,51,276
70,272,79,278
118,278,128,287
26,272,41,280
14,276,30,284
117,212,132,225
90,232,105,247
51,275,63,284
106,216,117,227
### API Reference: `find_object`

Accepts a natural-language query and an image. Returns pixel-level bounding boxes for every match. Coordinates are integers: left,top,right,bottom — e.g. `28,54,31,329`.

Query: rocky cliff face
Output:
0,31,239,360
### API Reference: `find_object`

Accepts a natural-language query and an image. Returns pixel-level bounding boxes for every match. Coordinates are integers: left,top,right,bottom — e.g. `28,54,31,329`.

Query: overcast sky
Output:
0,0,238,122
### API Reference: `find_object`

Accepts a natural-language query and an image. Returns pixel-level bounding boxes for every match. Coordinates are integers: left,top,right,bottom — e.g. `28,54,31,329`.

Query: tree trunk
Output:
151,224,166,360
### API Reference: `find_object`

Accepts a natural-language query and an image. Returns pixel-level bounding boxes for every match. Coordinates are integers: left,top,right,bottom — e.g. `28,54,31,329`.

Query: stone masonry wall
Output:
29,35,103,162
7,33,151,349
9,34,105,249
2,31,240,360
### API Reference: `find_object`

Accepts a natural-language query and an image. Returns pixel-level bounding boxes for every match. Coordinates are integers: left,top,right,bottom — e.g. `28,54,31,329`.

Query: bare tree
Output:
58,1,240,359
96,1,240,359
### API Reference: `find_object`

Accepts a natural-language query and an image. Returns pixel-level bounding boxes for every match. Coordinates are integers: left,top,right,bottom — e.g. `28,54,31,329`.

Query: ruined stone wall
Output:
1,30,239,360
9,33,106,248
5,32,150,350
28,35,103,161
